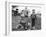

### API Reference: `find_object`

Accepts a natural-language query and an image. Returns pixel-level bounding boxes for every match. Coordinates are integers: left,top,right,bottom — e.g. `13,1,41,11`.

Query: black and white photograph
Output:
12,5,41,31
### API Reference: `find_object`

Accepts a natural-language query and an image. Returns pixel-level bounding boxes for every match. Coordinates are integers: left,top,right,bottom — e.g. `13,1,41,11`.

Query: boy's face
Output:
33,12,35,14
32,9,35,13
32,11,35,14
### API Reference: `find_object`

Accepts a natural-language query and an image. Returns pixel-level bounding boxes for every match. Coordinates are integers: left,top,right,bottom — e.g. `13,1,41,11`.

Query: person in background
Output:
31,9,37,30
14,9,19,16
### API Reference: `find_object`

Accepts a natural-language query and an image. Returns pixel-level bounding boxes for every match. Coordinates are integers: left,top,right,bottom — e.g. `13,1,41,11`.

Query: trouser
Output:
19,22,26,30
32,18,35,27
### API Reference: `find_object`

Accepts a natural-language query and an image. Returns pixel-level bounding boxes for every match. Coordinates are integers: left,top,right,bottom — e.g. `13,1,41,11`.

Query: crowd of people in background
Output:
12,7,41,30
